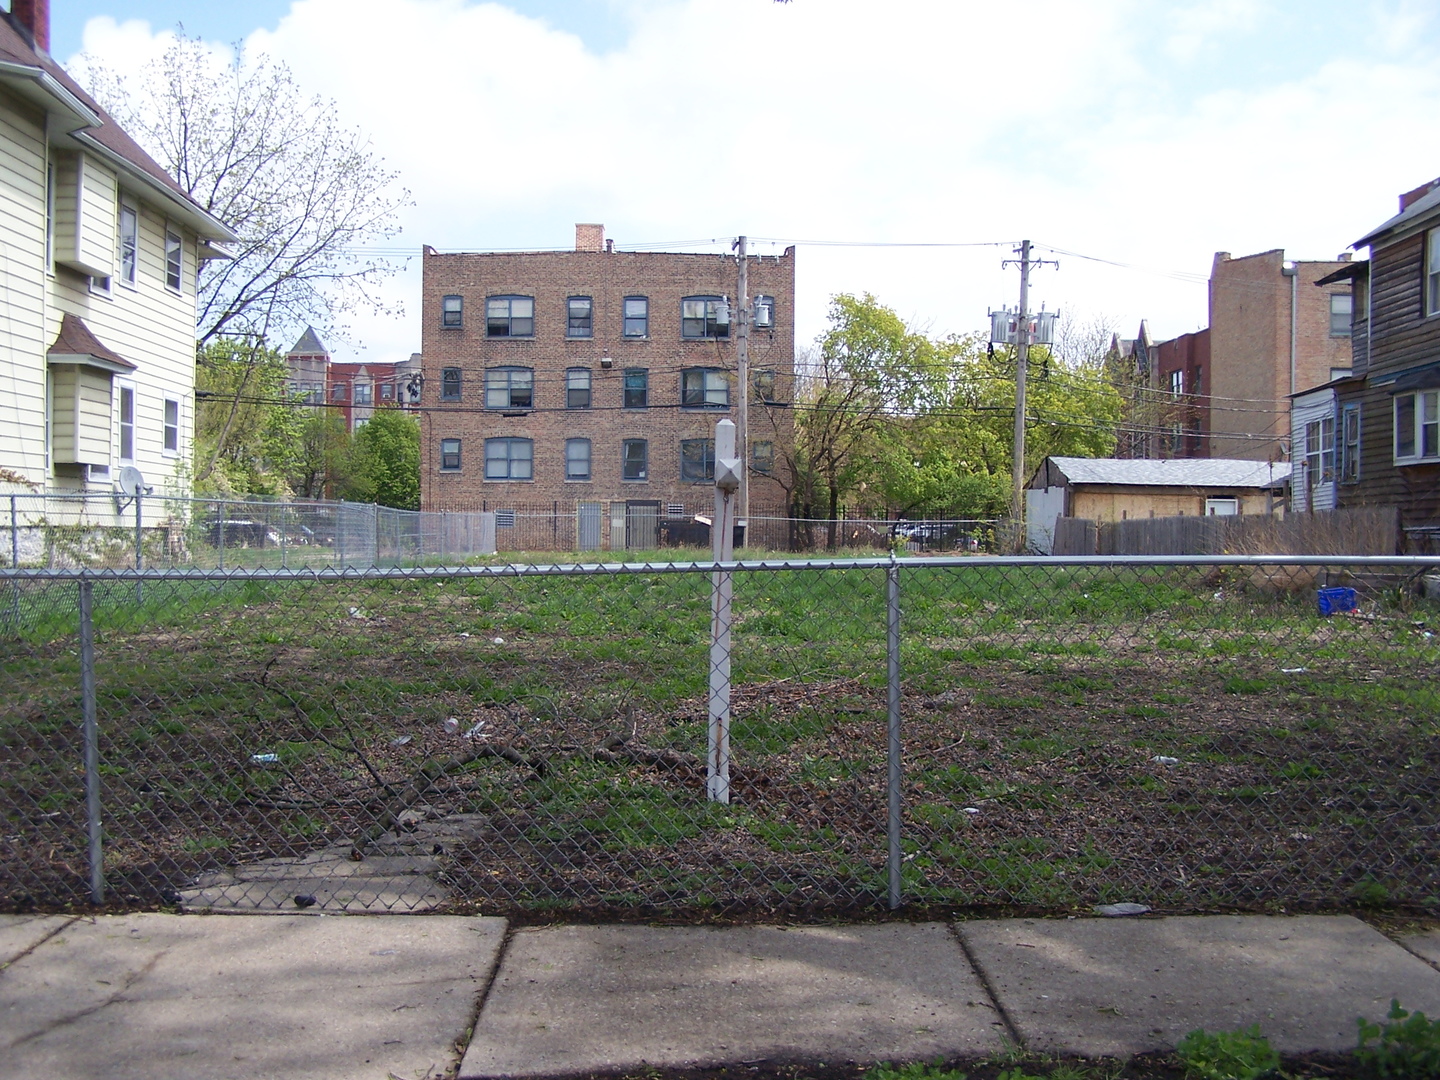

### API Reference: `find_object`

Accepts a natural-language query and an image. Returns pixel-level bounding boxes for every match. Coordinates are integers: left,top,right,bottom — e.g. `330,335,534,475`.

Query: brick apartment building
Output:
285,327,419,432
419,226,796,543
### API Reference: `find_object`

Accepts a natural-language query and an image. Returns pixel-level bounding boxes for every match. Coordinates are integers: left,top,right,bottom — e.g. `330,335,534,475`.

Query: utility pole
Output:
734,235,750,541
997,240,1058,552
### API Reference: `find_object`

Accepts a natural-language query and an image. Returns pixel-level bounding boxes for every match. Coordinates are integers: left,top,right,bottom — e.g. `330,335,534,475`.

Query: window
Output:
486,295,534,337
162,398,180,454
440,438,462,471
753,368,777,403
1395,389,1440,462
118,384,135,462
1329,293,1353,337
485,437,533,480
441,367,462,401
682,368,729,408
623,368,649,408
681,295,730,339
1169,369,1184,395
118,204,138,286
567,297,593,338
442,295,463,328
565,438,592,480
1341,403,1361,483
1205,498,1239,516
622,439,648,481
752,295,774,329
354,383,373,405
485,366,533,409
566,367,592,409
331,383,346,401
380,382,393,401
1304,416,1335,487
1429,227,1440,316
752,440,774,475
164,230,183,292
681,438,715,482
623,296,649,338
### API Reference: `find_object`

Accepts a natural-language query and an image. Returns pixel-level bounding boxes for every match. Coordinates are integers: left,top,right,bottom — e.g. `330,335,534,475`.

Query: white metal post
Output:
707,418,741,803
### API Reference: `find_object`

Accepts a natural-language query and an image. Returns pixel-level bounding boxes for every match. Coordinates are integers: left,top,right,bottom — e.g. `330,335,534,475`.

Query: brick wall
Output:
419,243,796,517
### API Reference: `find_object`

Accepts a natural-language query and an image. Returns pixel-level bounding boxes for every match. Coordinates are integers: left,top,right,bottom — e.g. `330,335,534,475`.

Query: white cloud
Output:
71,0,1440,363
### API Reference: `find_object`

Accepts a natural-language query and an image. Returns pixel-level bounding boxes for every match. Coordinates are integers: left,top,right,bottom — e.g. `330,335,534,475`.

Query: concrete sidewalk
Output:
2,912,1438,1080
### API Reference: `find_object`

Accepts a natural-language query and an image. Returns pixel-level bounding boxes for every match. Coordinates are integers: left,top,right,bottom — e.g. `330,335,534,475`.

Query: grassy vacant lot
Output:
1,560,1437,916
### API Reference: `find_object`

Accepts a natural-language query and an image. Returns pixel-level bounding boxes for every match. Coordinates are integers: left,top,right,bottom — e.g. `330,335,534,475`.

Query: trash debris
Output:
293,894,317,909
1281,667,1309,674
963,807,981,814
1317,586,1357,616
1151,756,1179,766
492,636,505,645
442,718,460,735
1095,902,1150,917
1289,832,1313,841
464,721,488,739
370,949,397,956
458,632,470,638
390,735,412,747
250,753,279,764
348,606,367,619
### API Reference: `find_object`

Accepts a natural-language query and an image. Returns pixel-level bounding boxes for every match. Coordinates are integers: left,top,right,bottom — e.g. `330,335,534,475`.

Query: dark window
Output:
567,297,593,338
380,383,393,401
753,368,777,403
486,295,534,337
442,295,463,328
354,383,373,405
1341,403,1360,483
753,295,774,329
623,296,649,338
1329,293,1352,337
485,437,534,480
566,367,592,409
485,367,533,409
118,204,137,286
682,296,730,339
682,368,729,408
622,439,648,481
565,438,591,480
681,438,715,482
624,368,648,408
164,230,183,292
752,440,774,475
440,438,462,471
332,383,346,401
441,368,462,401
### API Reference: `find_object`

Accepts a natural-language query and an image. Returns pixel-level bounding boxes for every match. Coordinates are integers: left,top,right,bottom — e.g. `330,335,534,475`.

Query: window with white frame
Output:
1305,416,1335,487
681,368,728,408
118,203,138,286
680,438,715,482
1329,293,1352,337
1395,389,1440,462
565,438,591,480
118,383,135,462
566,367,592,409
623,296,648,338
487,295,534,337
1169,369,1184,395
1341,403,1361,483
164,229,183,292
485,437,533,480
485,366,533,409
439,438,462,471
1429,227,1440,316
681,296,730,339
163,398,180,454
622,439,648,481
1205,498,1238,516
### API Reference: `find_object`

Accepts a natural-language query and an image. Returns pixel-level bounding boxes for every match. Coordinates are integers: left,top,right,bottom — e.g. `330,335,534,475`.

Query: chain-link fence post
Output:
78,577,103,904
133,493,143,605
887,555,902,910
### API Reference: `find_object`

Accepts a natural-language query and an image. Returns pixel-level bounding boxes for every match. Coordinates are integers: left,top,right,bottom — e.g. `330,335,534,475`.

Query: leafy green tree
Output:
345,408,420,509
288,413,356,501
194,338,304,494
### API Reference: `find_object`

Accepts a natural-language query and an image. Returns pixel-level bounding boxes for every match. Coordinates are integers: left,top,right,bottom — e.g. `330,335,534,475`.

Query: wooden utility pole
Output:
1010,239,1032,537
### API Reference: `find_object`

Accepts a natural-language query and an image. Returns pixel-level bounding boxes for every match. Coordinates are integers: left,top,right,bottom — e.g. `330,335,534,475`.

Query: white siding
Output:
78,153,116,278
1291,389,1337,514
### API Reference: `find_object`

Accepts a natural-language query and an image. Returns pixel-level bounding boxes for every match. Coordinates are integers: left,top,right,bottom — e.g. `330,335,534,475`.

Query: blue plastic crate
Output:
1317,586,1357,616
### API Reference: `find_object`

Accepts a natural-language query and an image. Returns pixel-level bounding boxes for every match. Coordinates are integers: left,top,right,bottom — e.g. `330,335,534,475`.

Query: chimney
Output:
11,0,50,52
575,223,605,252
1400,178,1440,212
1338,252,1352,262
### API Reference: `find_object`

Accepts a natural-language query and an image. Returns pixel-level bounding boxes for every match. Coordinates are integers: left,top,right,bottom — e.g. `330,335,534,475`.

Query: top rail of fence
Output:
3,552,1439,584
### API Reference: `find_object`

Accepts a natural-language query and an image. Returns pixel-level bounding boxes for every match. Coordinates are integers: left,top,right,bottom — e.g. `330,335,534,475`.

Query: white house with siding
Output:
1289,375,1363,515
0,2,235,507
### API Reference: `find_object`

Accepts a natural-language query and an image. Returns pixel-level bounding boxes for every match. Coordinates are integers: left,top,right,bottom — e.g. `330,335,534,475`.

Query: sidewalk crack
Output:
6,948,169,1050
0,916,80,978
949,922,1024,1050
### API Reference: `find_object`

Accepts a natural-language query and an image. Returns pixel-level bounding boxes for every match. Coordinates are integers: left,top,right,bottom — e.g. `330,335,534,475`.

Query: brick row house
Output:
419,226,796,548
0,2,235,506
284,326,420,432
1312,177,1440,551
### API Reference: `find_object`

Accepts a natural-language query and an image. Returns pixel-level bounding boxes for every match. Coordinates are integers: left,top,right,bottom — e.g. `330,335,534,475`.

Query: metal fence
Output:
3,554,1438,918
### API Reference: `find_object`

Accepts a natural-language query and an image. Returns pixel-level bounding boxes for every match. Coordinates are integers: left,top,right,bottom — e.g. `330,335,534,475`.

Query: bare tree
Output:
81,36,410,346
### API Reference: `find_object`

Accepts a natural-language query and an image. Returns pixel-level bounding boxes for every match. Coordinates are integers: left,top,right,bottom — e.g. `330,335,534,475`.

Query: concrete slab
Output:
959,915,1440,1057
0,915,73,968
180,873,451,913
461,922,1005,1079
0,912,505,1080
1397,929,1440,970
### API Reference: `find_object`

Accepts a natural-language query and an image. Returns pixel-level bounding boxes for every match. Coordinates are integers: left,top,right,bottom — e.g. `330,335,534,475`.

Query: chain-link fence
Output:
3,555,1437,918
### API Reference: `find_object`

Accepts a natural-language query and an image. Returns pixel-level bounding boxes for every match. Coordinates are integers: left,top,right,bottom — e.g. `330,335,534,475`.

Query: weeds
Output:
866,1061,967,1080
1356,999,1440,1078
1175,1025,1279,1080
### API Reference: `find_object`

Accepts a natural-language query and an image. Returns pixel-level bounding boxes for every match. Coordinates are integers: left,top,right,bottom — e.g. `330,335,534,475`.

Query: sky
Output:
45,0,1440,368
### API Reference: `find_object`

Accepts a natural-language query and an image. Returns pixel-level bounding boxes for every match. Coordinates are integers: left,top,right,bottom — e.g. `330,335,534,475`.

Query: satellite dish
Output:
118,466,147,496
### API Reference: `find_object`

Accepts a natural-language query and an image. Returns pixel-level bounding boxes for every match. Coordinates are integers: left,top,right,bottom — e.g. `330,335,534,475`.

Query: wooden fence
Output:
1051,506,1402,556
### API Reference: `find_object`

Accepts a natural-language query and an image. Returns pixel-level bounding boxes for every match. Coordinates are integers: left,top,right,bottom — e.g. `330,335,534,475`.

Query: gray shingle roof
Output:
1045,457,1291,489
